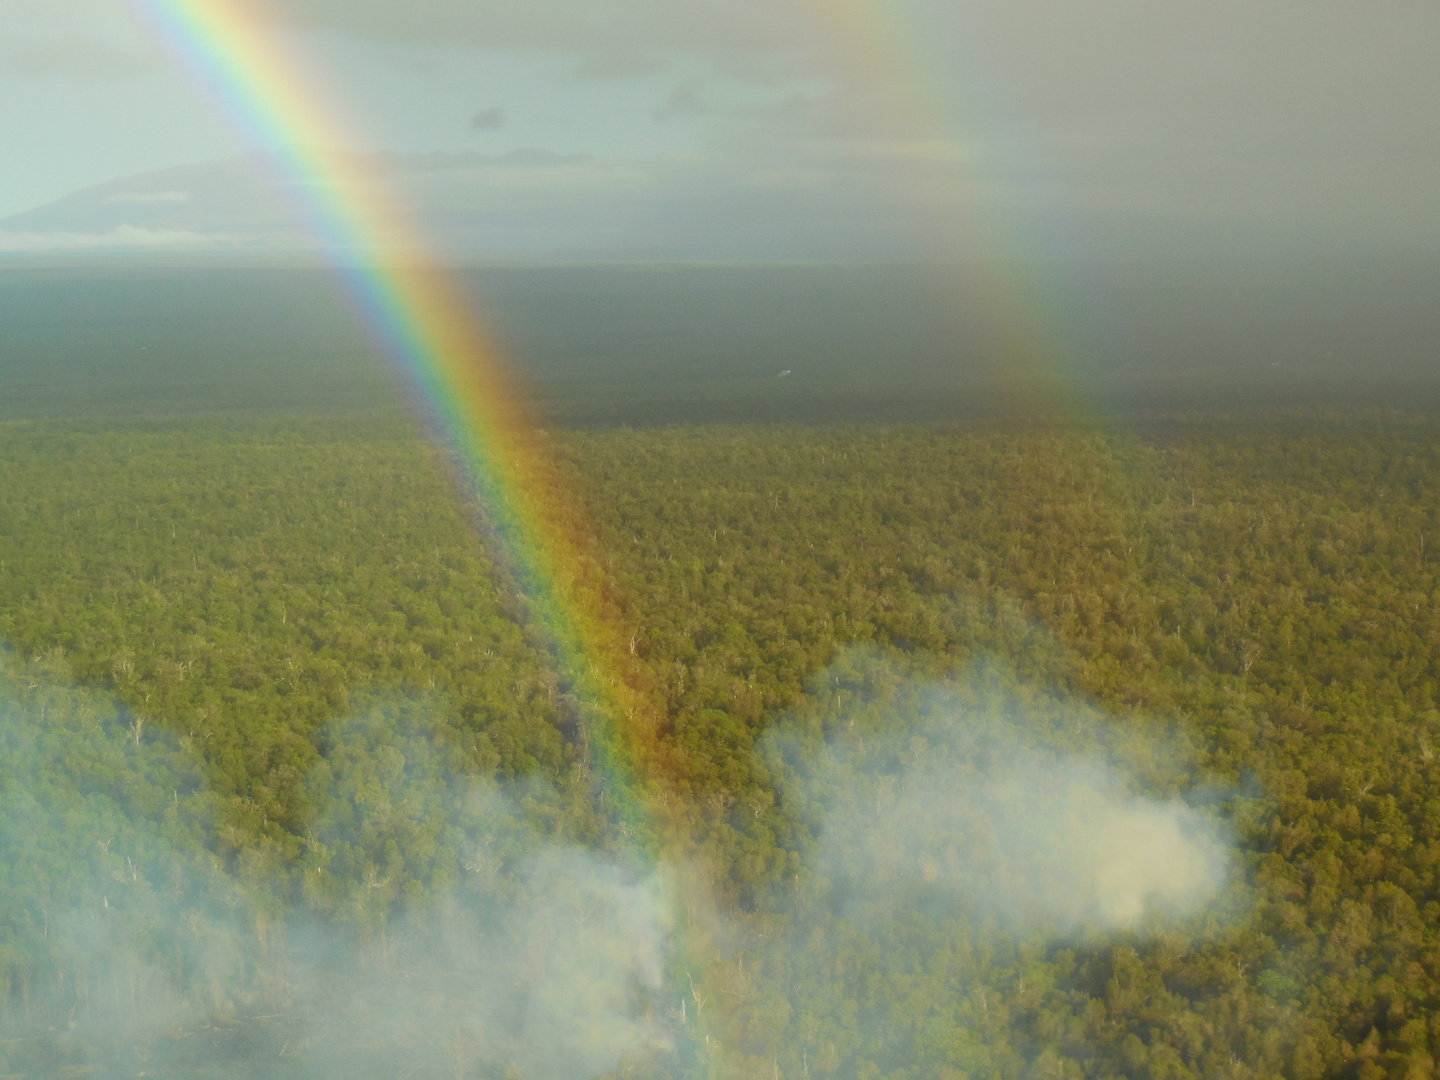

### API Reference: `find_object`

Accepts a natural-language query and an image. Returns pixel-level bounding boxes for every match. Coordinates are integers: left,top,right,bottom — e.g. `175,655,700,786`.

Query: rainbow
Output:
808,0,1089,415
123,0,1109,863
121,0,670,848
120,0,1095,867
115,1,1110,1067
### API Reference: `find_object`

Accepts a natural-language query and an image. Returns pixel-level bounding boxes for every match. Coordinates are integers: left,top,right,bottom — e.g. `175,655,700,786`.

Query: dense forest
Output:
0,410,1438,1079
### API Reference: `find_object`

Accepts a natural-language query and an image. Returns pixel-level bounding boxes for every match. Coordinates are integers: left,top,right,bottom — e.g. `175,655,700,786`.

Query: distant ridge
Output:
0,145,940,262
0,153,308,252
0,148,618,257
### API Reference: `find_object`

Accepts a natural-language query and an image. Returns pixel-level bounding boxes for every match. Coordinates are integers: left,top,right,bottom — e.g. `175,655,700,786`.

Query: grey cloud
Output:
103,190,190,206
654,82,705,121
470,106,507,130
0,144,1012,261
938,0,1440,230
270,0,821,65
567,49,668,81
18,0,1439,258
0,225,261,253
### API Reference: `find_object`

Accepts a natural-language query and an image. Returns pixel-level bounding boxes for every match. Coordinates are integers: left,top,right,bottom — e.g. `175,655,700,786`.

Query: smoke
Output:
471,107,507,130
0,657,244,1043
0,643,1240,1077
0,653,675,1078
766,649,1232,936
275,845,672,1079
808,750,1228,931
287,703,675,1080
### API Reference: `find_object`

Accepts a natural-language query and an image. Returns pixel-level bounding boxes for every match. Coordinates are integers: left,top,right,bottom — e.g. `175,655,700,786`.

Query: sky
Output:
4,0,1440,260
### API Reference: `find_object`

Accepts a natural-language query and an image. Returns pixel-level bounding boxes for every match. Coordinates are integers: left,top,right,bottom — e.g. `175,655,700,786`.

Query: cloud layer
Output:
7,0,1440,256
0,225,251,252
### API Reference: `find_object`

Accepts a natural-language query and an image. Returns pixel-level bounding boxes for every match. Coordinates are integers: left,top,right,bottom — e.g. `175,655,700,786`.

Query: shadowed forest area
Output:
4,261,1440,424
0,266,1439,1078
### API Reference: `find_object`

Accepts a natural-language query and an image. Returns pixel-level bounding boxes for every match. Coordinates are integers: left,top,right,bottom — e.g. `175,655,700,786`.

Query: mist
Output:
5,261,1440,428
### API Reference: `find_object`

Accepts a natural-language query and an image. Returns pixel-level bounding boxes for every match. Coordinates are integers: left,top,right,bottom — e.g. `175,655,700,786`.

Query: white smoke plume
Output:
0,644,1237,1078
768,650,1233,936
812,750,1228,931
278,844,673,1079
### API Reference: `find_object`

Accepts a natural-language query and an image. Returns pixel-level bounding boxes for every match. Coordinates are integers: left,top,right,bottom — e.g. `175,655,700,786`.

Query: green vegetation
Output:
0,410,1438,1079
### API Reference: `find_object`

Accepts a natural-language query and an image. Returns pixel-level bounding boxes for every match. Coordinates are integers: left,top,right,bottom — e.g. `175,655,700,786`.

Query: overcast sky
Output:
3,0,1440,260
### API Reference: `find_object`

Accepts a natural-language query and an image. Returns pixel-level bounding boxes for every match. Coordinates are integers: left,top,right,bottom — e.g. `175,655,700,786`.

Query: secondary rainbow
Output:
808,0,1092,415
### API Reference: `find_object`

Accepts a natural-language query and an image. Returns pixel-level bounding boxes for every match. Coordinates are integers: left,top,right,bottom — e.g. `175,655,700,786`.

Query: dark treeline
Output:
0,411,1438,1078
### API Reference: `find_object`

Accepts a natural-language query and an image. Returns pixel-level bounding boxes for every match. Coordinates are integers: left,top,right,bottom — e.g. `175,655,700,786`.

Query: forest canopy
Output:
0,410,1437,1079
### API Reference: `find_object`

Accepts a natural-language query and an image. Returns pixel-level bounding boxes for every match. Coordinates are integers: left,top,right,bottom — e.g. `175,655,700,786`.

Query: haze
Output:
4,0,1440,260
3,7,1440,1075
